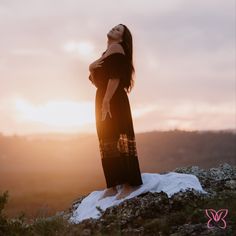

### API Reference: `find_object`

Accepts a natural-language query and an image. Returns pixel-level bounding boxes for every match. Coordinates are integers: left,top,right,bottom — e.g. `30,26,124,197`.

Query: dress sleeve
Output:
88,72,98,88
88,73,93,82
106,53,126,80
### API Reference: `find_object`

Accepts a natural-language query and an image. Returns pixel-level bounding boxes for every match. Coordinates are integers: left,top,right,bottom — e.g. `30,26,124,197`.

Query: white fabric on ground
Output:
69,172,208,224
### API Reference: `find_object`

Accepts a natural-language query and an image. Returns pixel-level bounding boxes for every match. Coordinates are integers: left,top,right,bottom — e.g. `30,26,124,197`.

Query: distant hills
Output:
0,129,235,218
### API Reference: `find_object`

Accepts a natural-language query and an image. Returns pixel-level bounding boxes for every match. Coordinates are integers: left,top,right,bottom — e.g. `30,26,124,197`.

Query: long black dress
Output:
89,50,143,188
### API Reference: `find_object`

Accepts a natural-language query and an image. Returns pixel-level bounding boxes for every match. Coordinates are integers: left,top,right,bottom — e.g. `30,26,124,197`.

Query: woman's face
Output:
107,24,125,42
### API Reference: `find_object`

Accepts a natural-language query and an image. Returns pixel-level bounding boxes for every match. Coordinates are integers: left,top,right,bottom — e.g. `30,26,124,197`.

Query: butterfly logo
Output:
205,208,228,229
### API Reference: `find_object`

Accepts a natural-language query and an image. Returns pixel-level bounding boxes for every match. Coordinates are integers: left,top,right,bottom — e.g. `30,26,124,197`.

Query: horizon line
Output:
0,128,236,137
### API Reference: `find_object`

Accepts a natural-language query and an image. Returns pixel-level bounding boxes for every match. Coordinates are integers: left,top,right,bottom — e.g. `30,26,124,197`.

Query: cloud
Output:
62,40,95,61
0,0,235,134
10,48,53,56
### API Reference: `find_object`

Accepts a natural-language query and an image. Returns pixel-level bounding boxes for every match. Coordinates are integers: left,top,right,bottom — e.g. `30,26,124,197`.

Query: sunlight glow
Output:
15,99,94,127
14,99,158,129
132,104,158,117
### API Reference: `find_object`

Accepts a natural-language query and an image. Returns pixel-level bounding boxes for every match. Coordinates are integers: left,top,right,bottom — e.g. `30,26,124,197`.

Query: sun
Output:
15,98,94,127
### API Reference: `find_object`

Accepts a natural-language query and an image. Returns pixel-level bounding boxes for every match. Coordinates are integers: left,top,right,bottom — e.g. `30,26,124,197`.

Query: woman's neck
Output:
107,39,121,50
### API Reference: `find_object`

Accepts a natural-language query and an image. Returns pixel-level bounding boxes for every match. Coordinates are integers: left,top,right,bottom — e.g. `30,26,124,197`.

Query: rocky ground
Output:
57,163,236,236
1,162,235,235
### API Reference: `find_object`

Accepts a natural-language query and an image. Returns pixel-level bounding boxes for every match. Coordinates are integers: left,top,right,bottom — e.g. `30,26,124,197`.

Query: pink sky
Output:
0,0,235,135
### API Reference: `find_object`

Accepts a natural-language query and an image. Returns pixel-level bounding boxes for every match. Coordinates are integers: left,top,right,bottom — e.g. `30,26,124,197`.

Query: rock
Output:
61,162,236,235
225,179,236,190
81,228,91,236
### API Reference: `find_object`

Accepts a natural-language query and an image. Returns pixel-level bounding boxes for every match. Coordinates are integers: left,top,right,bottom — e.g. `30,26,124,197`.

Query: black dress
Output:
89,51,143,188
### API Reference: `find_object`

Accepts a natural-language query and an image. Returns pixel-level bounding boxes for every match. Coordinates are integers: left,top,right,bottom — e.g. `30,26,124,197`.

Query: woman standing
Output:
89,24,143,200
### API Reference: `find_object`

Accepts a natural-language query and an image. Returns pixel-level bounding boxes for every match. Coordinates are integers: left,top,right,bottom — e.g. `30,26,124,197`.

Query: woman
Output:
88,24,143,200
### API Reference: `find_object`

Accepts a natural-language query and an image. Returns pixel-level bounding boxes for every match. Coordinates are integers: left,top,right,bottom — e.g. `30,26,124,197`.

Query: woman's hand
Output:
89,58,104,72
101,99,112,121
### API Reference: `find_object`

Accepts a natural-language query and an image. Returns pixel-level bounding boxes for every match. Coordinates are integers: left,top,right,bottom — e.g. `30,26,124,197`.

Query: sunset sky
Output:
0,0,235,135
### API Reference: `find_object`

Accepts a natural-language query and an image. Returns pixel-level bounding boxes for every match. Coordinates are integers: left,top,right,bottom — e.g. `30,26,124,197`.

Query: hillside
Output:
1,163,235,235
0,130,235,218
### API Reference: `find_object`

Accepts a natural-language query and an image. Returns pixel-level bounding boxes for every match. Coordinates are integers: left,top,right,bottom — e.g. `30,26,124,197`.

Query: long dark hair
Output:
102,24,135,93
119,24,135,94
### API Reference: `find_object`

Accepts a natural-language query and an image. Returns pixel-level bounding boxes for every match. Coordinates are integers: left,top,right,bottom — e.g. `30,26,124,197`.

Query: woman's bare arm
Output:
103,79,120,102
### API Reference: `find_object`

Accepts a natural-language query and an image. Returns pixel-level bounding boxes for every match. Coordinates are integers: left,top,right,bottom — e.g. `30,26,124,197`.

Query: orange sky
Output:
0,0,235,135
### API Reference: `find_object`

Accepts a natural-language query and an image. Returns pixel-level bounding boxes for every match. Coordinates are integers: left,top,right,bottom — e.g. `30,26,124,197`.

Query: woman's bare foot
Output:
115,183,140,200
98,186,118,200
